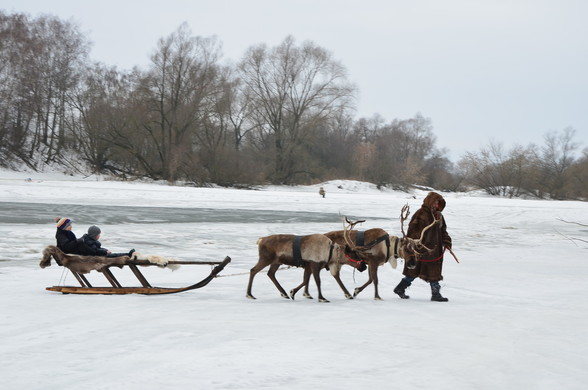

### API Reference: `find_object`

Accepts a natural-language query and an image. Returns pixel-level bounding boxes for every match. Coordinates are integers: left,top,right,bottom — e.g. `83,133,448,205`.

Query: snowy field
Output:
0,172,587,389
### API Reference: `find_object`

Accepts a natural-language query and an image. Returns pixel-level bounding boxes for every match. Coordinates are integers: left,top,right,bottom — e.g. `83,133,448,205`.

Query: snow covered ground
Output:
0,171,587,389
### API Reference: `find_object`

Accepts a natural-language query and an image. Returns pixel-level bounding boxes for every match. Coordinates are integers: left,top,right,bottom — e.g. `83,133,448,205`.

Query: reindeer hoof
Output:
246,294,256,300
374,296,383,301
289,289,297,300
281,293,290,299
319,298,330,303
353,288,361,298
345,294,354,300
303,293,313,300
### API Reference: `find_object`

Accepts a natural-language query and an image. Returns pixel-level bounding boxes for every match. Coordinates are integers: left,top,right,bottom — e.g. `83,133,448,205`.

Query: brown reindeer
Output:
247,233,367,302
290,208,439,300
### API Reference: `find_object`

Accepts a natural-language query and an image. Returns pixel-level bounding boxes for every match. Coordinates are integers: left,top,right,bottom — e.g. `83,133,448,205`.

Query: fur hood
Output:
422,192,446,211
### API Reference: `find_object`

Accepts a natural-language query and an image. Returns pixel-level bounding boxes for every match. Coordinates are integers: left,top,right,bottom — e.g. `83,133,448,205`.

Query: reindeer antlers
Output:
400,204,410,238
342,217,365,249
344,217,365,230
399,204,441,254
418,214,441,243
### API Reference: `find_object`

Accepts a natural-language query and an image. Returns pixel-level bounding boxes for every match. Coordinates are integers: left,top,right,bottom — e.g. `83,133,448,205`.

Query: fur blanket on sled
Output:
40,246,180,274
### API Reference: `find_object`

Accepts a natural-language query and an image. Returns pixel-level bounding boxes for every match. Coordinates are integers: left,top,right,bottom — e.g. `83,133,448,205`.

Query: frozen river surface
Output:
0,201,367,225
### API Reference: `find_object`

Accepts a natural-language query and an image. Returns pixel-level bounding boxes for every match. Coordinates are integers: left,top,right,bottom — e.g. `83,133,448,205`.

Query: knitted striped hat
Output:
55,217,72,230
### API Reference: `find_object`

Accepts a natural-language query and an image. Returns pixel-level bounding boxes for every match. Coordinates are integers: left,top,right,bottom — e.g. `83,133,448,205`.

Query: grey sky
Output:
3,0,587,160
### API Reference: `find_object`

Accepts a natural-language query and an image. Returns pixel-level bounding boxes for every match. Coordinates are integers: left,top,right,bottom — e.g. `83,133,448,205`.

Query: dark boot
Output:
393,277,412,299
430,282,448,302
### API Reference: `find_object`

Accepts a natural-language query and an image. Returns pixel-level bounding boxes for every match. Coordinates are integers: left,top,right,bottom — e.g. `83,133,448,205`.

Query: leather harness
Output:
292,231,398,268
355,231,398,260
293,235,303,267
356,230,365,246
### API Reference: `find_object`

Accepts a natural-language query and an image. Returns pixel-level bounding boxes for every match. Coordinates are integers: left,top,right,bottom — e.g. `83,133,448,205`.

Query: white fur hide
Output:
132,253,180,270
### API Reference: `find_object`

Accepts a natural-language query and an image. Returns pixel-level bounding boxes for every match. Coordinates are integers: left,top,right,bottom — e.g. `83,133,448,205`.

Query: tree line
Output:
1,12,585,199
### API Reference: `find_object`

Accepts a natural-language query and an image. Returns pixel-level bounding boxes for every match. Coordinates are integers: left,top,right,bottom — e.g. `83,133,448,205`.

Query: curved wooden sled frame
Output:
46,256,232,295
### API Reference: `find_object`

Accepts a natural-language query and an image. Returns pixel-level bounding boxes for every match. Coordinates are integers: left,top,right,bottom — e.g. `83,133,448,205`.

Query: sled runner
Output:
40,246,231,295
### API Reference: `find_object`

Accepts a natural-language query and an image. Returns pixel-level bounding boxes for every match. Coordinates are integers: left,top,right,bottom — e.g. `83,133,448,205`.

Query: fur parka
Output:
77,234,109,256
55,229,79,254
402,192,452,282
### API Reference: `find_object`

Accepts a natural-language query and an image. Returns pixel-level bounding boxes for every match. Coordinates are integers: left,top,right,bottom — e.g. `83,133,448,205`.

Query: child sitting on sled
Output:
77,225,135,258
55,217,79,254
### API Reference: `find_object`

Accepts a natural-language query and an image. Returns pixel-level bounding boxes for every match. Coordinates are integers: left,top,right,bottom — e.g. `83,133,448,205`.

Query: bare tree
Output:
537,127,578,199
565,148,588,199
458,142,537,197
348,113,441,189
239,36,355,183
137,23,222,182
0,12,88,168
194,68,260,184
66,64,138,174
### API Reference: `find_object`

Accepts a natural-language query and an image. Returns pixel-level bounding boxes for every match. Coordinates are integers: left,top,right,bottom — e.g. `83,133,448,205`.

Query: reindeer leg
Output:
290,265,312,299
303,263,315,299
371,264,382,300
332,269,353,299
267,263,290,299
312,266,329,303
353,262,375,298
246,261,268,300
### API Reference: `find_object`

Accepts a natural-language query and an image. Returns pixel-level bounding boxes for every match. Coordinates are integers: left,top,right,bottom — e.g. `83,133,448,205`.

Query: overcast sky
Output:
3,0,586,160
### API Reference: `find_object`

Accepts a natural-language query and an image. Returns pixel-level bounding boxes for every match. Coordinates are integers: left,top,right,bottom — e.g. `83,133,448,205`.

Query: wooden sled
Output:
46,257,231,295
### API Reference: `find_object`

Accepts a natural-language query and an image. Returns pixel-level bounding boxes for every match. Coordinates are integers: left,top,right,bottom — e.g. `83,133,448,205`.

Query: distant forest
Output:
1,12,586,199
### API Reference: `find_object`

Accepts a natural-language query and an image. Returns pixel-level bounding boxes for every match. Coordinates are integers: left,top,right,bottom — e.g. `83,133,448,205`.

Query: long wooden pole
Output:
130,260,224,266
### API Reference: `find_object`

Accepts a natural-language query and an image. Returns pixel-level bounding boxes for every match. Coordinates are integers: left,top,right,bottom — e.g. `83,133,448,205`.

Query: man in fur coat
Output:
394,192,452,302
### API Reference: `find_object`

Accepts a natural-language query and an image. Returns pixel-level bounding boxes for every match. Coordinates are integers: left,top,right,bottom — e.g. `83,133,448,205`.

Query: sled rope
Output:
215,265,295,278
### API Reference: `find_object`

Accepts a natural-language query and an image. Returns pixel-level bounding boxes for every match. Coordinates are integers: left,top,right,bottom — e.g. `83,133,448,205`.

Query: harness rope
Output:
344,254,363,264
417,248,446,262
417,247,459,263
214,265,295,278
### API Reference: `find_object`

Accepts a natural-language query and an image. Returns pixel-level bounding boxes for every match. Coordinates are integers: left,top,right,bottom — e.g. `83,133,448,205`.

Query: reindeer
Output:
247,233,368,302
290,207,439,300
